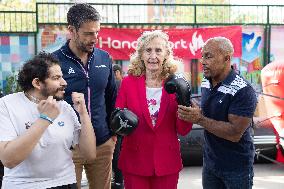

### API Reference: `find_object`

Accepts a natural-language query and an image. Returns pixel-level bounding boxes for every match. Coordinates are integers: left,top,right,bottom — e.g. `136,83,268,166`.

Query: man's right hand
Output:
37,96,60,121
177,102,202,124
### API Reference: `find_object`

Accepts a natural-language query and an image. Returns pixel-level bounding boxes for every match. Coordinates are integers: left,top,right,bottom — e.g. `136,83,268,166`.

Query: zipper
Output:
61,49,94,118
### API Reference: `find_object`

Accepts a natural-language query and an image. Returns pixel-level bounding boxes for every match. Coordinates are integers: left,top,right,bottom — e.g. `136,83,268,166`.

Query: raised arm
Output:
71,92,96,160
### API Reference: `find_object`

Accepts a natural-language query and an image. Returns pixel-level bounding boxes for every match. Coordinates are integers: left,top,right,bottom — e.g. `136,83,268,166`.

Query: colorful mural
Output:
0,34,35,90
37,25,68,53
233,26,264,92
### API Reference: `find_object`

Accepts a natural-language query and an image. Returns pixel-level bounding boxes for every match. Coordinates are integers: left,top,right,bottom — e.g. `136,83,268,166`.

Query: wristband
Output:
39,114,54,124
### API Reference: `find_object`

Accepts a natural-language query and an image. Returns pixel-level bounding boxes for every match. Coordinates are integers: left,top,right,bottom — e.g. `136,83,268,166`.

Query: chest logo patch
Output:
58,121,65,127
25,122,32,129
95,65,106,68
68,67,75,74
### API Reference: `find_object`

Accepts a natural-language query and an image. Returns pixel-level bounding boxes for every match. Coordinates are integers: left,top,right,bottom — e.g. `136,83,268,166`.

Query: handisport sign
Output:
97,26,242,60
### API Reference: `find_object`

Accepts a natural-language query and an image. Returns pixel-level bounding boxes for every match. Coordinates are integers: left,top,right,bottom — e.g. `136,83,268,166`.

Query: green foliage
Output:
3,73,22,95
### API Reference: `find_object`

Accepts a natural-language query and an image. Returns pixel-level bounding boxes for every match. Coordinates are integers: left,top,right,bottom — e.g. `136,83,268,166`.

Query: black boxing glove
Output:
110,108,139,136
164,73,192,107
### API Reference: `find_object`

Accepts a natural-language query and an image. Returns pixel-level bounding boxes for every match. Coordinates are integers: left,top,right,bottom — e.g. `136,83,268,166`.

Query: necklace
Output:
24,92,40,104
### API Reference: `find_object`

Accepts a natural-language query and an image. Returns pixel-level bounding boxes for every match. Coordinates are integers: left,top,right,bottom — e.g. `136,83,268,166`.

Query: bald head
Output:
203,37,234,58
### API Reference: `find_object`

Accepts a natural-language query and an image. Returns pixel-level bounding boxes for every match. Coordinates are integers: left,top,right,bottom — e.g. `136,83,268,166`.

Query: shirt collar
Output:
221,69,236,85
208,69,236,88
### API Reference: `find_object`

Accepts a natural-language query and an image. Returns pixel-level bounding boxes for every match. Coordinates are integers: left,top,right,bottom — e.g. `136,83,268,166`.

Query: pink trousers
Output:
123,172,179,189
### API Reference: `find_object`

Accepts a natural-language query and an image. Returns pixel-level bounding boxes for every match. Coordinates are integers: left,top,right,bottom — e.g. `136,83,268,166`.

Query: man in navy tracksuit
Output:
53,3,117,189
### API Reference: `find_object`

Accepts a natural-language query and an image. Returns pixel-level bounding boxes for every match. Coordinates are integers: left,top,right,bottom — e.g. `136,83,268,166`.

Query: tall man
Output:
178,37,257,189
0,52,96,189
53,3,117,189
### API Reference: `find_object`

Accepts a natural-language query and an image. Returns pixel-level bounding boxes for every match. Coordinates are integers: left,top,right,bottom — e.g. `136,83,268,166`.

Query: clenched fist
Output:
72,92,88,115
37,96,60,121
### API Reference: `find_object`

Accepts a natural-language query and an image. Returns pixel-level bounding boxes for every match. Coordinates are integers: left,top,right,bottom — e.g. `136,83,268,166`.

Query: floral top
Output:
146,87,162,126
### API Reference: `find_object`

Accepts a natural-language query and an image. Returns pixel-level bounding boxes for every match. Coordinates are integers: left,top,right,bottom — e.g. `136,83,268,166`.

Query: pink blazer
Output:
116,75,192,176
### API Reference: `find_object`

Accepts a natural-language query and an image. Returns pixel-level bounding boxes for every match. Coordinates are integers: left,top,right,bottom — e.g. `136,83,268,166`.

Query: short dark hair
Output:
67,3,100,30
113,64,122,73
18,52,60,92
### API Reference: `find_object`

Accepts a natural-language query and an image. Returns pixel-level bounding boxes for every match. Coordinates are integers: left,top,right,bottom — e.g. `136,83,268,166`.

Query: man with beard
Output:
53,3,117,189
0,52,96,189
178,37,257,189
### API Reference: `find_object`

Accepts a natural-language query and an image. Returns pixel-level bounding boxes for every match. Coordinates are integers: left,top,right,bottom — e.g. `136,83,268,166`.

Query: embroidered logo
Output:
58,121,65,127
25,122,32,129
95,65,107,68
68,67,75,74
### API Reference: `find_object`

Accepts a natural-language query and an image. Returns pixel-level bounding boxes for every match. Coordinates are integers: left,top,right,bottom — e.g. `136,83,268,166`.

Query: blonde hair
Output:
128,30,181,79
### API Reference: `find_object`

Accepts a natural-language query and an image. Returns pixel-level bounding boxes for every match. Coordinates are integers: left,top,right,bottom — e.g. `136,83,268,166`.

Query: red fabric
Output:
261,61,284,163
116,75,192,176
123,172,179,189
97,26,242,60
276,148,284,163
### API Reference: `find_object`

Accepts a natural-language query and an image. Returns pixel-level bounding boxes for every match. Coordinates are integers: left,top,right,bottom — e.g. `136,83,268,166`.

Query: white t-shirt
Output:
146,87,162,126
0,92,81,189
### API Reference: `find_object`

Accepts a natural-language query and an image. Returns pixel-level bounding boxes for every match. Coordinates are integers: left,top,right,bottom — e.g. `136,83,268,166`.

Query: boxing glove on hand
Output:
164,73,192,107
110,108,139,136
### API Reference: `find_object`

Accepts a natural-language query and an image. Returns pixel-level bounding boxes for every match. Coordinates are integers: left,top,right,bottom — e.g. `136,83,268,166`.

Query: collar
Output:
208,69,236,88
60,40,95,61
221,69,237,85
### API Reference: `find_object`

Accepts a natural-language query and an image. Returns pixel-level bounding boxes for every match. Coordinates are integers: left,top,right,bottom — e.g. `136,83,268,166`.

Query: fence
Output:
1,3,284,31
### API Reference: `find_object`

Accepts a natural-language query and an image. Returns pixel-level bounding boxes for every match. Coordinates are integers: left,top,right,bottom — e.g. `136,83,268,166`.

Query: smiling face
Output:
70,21,100,53
40,65,67,101
141,37,168,75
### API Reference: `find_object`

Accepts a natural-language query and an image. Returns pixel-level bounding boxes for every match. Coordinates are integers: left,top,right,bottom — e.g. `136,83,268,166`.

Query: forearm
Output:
0,119,50,168
198,116,243,142
78,112,96,160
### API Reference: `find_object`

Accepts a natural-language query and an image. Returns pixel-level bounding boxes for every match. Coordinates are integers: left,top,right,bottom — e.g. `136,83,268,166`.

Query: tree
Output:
3,72,22,95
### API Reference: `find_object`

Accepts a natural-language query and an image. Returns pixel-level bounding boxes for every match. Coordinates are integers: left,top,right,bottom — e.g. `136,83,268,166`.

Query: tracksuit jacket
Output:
53,41,117,146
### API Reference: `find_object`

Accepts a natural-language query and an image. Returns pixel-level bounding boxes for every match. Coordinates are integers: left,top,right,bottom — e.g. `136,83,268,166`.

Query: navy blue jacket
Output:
53,41,117,146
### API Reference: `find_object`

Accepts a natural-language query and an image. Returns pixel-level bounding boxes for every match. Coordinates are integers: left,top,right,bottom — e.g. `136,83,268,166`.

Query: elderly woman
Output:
115,30,193,189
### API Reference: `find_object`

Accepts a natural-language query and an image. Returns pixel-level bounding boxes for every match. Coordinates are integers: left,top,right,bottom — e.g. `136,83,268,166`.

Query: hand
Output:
37,96,60,120
111,135,117,143
177,101,202,124
72,92,88,115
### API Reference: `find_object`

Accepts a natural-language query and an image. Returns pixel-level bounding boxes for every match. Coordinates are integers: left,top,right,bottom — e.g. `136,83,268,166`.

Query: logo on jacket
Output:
68,67,75,74
95,65,107,68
